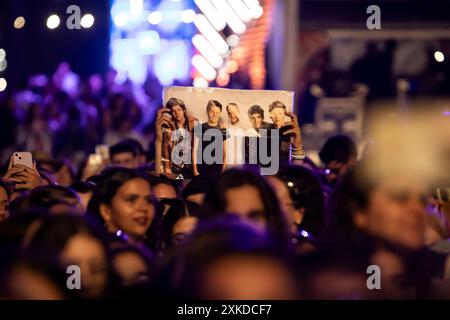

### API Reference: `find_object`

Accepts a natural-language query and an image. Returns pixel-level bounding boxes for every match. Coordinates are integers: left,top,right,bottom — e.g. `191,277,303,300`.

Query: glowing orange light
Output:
216,70,230,87
225,60,239,74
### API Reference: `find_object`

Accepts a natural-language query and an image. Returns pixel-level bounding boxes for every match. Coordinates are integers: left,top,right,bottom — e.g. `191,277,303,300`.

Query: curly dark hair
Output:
247,104,264,118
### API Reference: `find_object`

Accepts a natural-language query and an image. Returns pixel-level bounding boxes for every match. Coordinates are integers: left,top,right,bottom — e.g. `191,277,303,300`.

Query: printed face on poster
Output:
163,86,295,131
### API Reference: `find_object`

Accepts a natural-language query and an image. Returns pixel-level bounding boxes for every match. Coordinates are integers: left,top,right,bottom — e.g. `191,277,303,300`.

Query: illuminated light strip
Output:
229,0,272,89
249,5,264,19
192,34,224,69
243,0,260,9
211,0,246,35
242,0,263,19
192,54,217,81
194,0,226,31
226,0,253,23
194,14,229,56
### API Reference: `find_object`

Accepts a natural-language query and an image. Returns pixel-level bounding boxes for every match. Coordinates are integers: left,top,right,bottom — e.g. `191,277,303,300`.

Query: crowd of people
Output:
0,67,449,300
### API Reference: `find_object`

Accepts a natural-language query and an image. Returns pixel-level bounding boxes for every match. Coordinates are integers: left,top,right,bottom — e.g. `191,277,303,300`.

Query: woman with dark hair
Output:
268,165,325,252
160,98,198,178
322,161,433,298
87,167,163,252
22,213,116,299
201,168,290,247
161,199,199,249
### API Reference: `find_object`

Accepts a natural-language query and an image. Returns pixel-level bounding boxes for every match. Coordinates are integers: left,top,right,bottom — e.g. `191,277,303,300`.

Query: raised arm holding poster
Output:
155,86,304,177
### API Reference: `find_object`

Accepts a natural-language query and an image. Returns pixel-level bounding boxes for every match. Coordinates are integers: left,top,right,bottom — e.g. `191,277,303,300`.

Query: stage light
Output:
226,0,252,23
154,41,190,86
110,0,129,19
194,14,229,56
226,34,239,48
46,14,60,29
148,11,162,25
211,0,246,35
225,60,239,73
194,0,226,31
434,51,445,63
242,0,263,19
14,16,26,29
243,0,260,9
162,11,181,25
249,5,263,19
0,78,7,92
193,77,209,88
114,12,129,26
192,34,224,68
129,57,147,84
137,30,161,54
0,49,5,62
111,39,147,84
110,0,195,87
111,38,139,72
130,0,143,16
192,54,217,81
181,9,196,23
0,59,7,72
81,14,95,28
216,70,230,87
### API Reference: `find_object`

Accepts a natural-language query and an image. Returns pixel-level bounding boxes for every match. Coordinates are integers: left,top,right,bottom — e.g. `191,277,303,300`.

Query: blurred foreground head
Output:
22,214,113,299
159,216,300,299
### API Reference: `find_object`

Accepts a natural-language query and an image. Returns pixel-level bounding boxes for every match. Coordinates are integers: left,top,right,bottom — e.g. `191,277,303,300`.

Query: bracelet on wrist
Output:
291,153,306,160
